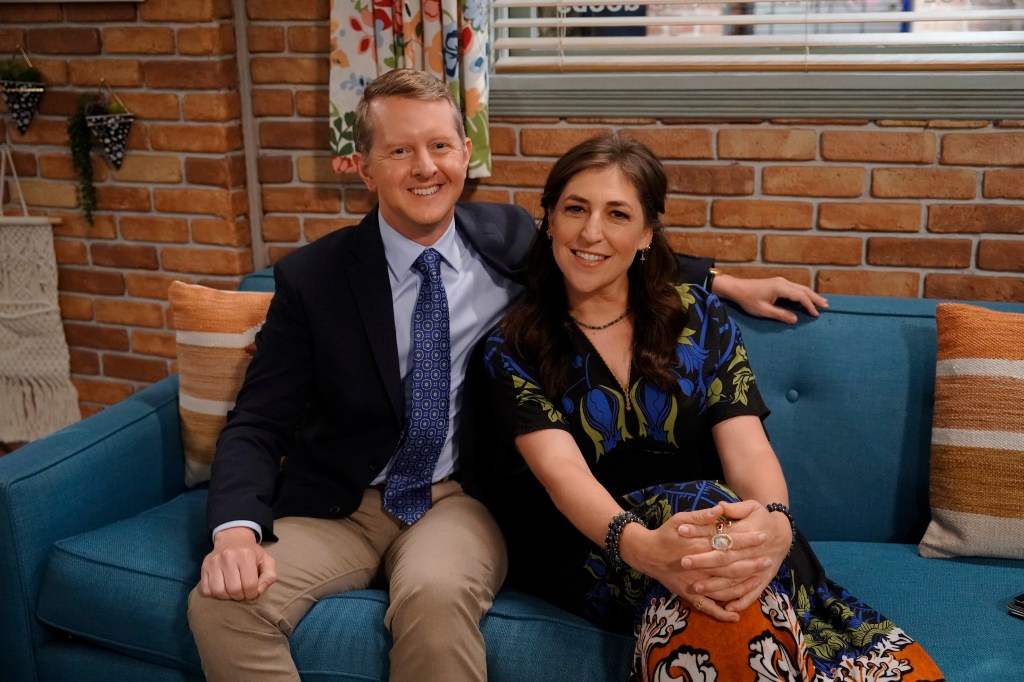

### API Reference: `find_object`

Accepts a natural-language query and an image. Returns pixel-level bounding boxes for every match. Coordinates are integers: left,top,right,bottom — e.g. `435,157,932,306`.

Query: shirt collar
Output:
379,213,461,281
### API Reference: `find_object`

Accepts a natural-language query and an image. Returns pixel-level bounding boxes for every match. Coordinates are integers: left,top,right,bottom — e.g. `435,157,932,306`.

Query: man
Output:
188,69,825,682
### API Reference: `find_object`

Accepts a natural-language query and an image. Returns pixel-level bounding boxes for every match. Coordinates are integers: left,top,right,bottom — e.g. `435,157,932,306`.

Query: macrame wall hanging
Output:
0,143,80,442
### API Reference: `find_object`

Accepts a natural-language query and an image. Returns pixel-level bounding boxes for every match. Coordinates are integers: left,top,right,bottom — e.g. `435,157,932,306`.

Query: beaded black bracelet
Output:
605,511,645,572
766,502,796,558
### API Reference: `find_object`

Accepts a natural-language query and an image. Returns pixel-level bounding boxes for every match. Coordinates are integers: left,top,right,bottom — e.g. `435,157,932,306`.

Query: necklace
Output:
568,308,630,331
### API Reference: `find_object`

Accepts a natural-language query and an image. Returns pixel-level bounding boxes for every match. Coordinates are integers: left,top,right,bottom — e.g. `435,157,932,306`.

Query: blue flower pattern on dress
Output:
485,286,752,460
634,380,675,444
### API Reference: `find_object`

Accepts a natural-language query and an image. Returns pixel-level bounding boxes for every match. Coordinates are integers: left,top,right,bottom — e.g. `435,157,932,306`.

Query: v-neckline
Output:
570,324,634,411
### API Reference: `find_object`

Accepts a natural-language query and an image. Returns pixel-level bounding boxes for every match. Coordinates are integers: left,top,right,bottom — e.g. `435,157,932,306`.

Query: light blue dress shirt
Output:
373,214,517,485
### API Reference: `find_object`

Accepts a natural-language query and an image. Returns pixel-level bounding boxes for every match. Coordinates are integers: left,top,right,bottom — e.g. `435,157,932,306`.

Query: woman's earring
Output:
640,245,651,262
546,231,553,242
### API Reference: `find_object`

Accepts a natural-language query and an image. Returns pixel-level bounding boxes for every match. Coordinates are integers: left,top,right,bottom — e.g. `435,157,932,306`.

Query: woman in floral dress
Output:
481,134,944,681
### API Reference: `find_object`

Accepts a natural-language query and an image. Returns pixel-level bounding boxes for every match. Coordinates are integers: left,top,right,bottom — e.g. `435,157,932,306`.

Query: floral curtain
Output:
329,0,491,178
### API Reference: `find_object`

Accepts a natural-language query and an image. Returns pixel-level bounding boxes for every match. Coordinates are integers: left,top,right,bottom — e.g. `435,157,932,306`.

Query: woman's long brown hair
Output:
500,134,687,398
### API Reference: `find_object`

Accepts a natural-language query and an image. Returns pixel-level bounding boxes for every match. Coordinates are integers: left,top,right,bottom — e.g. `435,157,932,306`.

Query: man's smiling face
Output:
354,96,471,246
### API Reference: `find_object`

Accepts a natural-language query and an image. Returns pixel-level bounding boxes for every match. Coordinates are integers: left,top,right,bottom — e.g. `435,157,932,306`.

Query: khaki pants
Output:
188,481,507,682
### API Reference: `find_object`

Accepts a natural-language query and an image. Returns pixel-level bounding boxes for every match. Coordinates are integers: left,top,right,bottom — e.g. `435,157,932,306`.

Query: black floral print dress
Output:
483,285,943,682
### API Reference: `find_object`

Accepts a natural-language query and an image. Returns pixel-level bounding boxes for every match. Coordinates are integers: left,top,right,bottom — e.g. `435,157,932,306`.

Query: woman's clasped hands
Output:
619,500,791,623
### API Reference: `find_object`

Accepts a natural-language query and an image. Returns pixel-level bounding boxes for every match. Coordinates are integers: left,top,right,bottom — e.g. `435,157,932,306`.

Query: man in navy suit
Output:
187,69,825,681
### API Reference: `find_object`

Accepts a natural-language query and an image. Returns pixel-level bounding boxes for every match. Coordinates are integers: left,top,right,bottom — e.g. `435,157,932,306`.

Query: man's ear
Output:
353,151,375,191
462,137,473,173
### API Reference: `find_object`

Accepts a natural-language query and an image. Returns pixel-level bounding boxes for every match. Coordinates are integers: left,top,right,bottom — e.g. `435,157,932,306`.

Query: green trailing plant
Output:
65,87,135,223
0,58,43,84
68,93,102,225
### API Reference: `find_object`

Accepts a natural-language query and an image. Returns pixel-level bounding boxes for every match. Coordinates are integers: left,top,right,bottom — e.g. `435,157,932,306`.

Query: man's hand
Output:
199,526,277,601
713,273,828,324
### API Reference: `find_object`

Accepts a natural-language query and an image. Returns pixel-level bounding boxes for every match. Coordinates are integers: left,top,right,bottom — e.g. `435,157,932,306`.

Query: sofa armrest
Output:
0,375,186,682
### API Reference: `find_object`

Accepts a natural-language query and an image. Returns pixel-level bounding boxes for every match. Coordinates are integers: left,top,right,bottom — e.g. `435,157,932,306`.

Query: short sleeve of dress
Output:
481,327,572,438
683,286,770,426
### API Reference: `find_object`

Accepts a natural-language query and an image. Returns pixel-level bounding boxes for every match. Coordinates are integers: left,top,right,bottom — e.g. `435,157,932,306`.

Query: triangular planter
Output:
1,80,45,135
86,112,134,169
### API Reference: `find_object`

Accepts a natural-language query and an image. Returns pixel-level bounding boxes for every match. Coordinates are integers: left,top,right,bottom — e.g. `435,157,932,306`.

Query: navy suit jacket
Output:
207,202,536,539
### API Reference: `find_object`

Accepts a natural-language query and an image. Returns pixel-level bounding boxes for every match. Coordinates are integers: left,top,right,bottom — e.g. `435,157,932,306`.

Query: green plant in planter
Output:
67,93,103,225
66,90,135,225
0,59,43,84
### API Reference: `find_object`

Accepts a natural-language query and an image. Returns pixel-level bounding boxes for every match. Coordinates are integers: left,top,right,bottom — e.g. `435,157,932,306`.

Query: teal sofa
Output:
2,268,1022,681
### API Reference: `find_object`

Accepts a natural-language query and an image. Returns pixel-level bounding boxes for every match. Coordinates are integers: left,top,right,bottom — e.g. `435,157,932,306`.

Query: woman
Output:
481,134,943,680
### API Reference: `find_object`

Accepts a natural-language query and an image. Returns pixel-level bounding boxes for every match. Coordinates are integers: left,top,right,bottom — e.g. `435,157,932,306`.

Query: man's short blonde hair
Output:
353,70,465,154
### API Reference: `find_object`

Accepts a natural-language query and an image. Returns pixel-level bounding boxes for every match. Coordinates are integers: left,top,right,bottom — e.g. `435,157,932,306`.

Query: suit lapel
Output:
455,204,530,282
345,212,405,422
457,205,501,259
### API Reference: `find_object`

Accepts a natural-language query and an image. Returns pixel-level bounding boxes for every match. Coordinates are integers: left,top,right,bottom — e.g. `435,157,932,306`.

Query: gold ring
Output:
694,596,706,612
711,520,734,551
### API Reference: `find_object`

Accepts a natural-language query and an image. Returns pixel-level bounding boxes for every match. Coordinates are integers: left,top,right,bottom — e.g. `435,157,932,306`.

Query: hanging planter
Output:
0,48,45,135
67,83,134,225
86,109,133,170
85,80,133,170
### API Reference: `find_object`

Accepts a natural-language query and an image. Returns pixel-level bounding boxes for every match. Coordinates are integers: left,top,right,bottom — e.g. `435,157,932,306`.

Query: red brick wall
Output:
483,121,1024,302
1,0,1022,418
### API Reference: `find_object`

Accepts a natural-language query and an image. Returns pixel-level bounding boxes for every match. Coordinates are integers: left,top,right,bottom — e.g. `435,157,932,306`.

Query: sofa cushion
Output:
918,303,1024,560
814,541,1024,681
35,489,632,681
36,490,208,674
167,281,272,487
482,591,632,681
39,493,1023,682
290,589,633,682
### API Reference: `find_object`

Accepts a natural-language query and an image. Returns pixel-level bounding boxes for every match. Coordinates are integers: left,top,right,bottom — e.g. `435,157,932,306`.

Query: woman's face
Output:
547,165,653,305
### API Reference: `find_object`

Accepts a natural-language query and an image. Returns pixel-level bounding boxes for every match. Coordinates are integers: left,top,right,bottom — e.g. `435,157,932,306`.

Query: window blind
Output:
493,0,1024,71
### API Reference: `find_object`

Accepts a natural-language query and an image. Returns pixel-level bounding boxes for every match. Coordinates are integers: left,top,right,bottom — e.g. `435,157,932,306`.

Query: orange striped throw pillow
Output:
168,281,272,487
918,303,1024,560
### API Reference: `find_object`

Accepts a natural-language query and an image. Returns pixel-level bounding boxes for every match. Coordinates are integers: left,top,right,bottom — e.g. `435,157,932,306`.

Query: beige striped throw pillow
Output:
168,281,272,487
919,303,1024,560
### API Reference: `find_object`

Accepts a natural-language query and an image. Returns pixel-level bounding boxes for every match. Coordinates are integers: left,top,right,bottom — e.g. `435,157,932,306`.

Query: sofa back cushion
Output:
729,296,945,543
731,295,1024,544
232,269,1024,546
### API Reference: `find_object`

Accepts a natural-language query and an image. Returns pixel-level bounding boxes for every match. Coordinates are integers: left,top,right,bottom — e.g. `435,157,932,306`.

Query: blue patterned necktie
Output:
383,248,451,524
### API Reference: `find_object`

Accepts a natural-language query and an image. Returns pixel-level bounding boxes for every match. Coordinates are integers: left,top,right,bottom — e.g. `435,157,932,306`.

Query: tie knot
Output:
413,248,443,282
